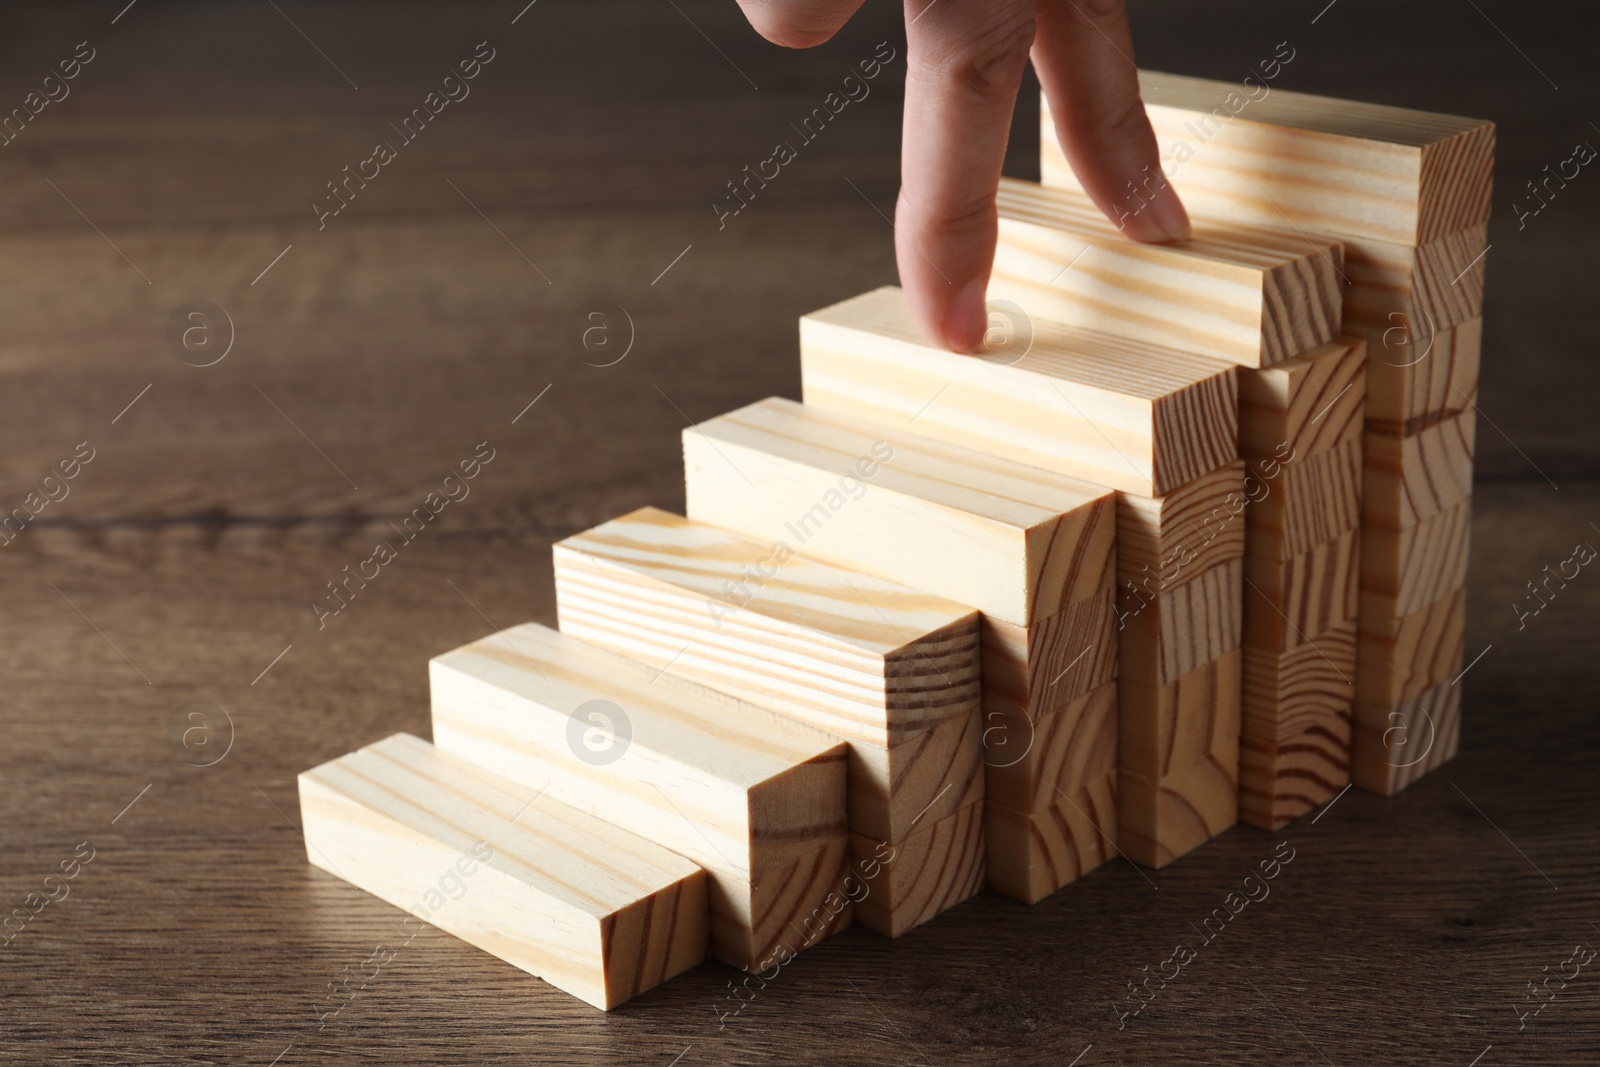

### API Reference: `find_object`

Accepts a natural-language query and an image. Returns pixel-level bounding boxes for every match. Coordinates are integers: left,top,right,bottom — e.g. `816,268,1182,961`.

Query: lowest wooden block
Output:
1243,531,1360,653
1120,649,1241,781
716,838,854,972
985,769,1118,904
553,507,982,748
1364,318,1482,437
1118,459,1247,598
683,396,1117,625
1351,677,1463,795
1360,500,1472,620
1246,439,1363,560
1362,409,1477,530
851,801,985,938
1239,718,1352,830
798,285,1238,496
1120,559,1243,686
993,179,1343,367
1120,755,1239,870
1237,337,1367,459
1357,587,1466,708
299,734,708,1011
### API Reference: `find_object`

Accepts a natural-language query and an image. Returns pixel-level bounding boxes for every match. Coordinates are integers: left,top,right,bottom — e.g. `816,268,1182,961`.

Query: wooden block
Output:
1043,74,1495,244
1357,588,1466,708
1238,718,1352,831
683,395,1117,625
1364,318,1482,436
852,801,985,938
992,178,1342,367
985,769,1118,904
1242,620,1357,743
1243,530,1360,653
429,622,847,880
1246,439,1363,560
1351,678,1463,795
1119,649,1240,780
1237,337,1367,459
553,507,982,748
1363,409,1477,530
983,680,1117,813
298,734,708,1011
1117,460,1247,594
798,286,1238,496
1342,225,1489,338
849,709,984,844
714,838,853,972
1119,756,1239,870
982,589,1117,720
1121,559,1243,686
1360,500,1472,620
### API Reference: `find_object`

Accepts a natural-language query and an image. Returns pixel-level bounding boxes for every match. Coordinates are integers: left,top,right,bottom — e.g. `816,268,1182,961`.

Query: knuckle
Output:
924,15,1036,102
901,188,996,241
1074,0,1127,23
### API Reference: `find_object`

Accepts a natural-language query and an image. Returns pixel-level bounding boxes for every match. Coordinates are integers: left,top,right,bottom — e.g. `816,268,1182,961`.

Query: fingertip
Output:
942,278,989,353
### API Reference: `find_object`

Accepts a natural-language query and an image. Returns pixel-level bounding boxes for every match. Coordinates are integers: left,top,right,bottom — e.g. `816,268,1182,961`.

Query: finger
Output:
896,0,1037,353
1032,0,1189,243
734,0,867,48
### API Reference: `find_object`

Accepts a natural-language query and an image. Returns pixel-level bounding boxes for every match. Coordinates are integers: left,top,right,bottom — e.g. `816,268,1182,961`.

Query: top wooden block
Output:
684,396,1115,625
799,286,1237,495
1041,73,1495,246
992,178,1342,367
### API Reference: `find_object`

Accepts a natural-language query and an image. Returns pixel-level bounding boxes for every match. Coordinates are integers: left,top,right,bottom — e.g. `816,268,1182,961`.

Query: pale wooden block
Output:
852,801,985,938
1238,717,1352,831
1243,530,1360,653
1119,754,1239,870
1363,406,1477,532
683,395,1117,624
1245,439,1363,560
797,286,1238,496
1242,620,1357,743
712,837,853,972
1357,588,1466,708
1360,500,1472,620
992,179,1342,367
1043,74,1495,244
429,621,847,880
985,768,1118,904
298,734,708,1011
1119,648,1241,781
553,507,982,747
983,680,1117,812
982,588,1117,720
1364,318,1482,437
1351,677,1463,795
849,709,984,844
1121,559,1243,686
1342,225,1489,338
1237,337,1367,459
1117,460,1247,593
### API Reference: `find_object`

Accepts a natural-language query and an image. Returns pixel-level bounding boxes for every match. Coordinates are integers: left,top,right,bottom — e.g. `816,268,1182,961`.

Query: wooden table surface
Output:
2,1,1596,1063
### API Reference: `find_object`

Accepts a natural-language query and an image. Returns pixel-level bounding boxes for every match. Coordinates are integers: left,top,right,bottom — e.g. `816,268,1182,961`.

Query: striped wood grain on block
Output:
851,801,985,938
1238,717,1352,830
982,588,1117,720
1120,559,1244,686
1246,439,1363,560
985,768,1118,904
299,734,708,1011
1360,500,1472,620
683,396,1117,625
429,622,846,879
1365,318,1482,436
1042,74,1495,244
993,178,1342,367
798,286,1238,496
1118,459,1247,592
1119,753,1240,870
1342,225,1489,338
1237,337,1367,460
983,680,1117,812
1242,620,1357,743
1351,677,1463,795
553,508,982,748
715,837,853,972
1363,409,1477,530
1357,588,1466,708
1242,530,1360,653
1120,649,1241,781
849,708,984,844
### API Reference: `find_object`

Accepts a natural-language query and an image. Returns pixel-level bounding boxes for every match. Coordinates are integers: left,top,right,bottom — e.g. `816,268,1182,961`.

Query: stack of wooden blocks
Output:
297,76,1493,1009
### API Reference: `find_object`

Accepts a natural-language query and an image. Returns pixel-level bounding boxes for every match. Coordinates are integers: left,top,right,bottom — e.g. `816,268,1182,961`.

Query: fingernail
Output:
1149,182,1191,243
944,278,988,353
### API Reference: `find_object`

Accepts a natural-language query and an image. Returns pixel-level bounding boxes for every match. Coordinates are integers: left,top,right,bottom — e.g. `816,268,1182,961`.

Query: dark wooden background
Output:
1,1,1595,1063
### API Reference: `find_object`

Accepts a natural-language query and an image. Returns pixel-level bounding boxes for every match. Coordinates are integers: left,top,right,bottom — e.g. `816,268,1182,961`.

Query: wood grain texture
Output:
299,734,708,1011
1243,530,1360,653
992,179,1343,367
1119,649,1242,781
851,801,986,938
982,589,1118,720
1120,559,1244,686
1342,225,1490,338
1117,460,1247,589
1357,588,1467,707
429,622,847,879
984,769,1119,904
1043,72,1496,244
849,709,984,845
553,508,982,747
798,286,1239,496
983,680,1118,813
1362,409,1478,530
1351,678,1464,795
1119,753,1240,870
1238,717,1352,830
713,838,853,972
1361,500,1473,620
1246,439,1364,560
1237,337,1367,460
683,395,1117,625
1242,620,1358,743
1364,318,1483,436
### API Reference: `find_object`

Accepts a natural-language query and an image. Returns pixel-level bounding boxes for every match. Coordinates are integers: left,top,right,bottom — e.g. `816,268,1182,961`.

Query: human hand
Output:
736,0,1190,353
